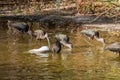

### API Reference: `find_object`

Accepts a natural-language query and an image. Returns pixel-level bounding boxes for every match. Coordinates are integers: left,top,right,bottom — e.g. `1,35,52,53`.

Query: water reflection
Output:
0,22,120,80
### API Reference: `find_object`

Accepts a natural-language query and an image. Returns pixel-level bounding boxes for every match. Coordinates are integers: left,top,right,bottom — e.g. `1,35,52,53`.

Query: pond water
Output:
0,21,120,80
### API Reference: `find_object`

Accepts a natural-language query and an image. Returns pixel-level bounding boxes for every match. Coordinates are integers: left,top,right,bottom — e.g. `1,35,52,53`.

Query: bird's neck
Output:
46,37,50,48
95,37,106,49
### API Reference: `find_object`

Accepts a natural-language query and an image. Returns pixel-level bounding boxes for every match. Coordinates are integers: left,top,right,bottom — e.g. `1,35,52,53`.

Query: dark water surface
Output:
0,22,120,80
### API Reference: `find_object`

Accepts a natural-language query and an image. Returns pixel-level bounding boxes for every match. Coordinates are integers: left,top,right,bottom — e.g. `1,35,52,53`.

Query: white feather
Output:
28,33,51,54
28,46,50,53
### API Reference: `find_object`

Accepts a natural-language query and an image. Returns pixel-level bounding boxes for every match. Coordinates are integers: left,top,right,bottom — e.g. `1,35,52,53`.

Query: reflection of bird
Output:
55,33,72,49
33,30,48,40
52,39,61,53
105,42,120,56
7,20,32,36
81,29,105,47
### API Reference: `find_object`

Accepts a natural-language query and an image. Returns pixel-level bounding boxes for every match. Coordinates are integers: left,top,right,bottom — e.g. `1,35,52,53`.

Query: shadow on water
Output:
0,20,120,80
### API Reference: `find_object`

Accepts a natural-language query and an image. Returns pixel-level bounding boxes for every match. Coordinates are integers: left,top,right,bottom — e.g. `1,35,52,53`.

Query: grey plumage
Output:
55,33,69,42
81,29,99,39
52,39,61,53
12,22,29,32
33,30,47,40
7,21,33,36
105,42,120,54
55,33,72,49
81,29,105,48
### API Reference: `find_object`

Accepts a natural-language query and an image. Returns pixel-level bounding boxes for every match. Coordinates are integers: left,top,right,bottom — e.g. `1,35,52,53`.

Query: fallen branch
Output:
89,6,115,23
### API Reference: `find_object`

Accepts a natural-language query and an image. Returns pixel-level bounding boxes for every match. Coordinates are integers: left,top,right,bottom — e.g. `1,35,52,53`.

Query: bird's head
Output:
67,43,73,49
95,37,106,50
95,37,105,44
45,33,48,39
60,40,73,49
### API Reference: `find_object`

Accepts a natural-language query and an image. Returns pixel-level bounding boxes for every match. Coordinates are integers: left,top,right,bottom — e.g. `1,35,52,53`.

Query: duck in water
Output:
55,33,72,50
33,30,48,41
81,29,105,47
105,42,120,56
7,20,32,36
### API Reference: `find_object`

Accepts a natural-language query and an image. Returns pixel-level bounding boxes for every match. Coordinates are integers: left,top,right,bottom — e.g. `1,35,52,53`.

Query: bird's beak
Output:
45,33,48,38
